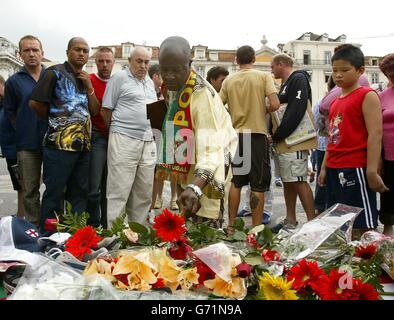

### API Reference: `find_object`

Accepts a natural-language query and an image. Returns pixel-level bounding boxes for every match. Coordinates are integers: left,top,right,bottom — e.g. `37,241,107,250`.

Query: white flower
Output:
124,228,139,243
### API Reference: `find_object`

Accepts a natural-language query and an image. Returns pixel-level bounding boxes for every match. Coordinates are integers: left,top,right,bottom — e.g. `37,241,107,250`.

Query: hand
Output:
76,71,93,91
366,172,389,193
267,135,273,145
309,170,316,183
318,168,326,187
177,188,201,218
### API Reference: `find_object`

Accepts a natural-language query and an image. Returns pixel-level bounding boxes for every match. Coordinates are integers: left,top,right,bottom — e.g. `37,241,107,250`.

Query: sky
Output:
1,0,393,62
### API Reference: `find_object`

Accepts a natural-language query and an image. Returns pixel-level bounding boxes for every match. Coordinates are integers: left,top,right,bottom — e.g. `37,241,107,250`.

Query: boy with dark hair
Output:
318,44,388,238
206,66,229,93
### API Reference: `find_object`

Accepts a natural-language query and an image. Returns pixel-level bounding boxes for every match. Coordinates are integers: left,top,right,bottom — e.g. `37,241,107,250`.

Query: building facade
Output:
86,36,278,79
281,32,387,103
0,37,23,80
86,33,388,103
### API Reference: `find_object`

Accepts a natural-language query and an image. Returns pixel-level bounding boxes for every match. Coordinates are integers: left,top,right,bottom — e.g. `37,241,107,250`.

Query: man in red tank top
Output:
318,44,388,239
86,47,115,228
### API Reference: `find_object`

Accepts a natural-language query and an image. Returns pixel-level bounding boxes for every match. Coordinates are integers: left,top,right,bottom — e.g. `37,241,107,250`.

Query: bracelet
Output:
186,184,203,199
88,88,95,96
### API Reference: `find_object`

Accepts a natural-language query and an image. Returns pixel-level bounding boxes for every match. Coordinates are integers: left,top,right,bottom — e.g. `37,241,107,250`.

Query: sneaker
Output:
270,218,298,233
170,200,179,211
275,179,283,188
154,198,163,209
148,210,156,224
237,209,252,217
262,213,271,225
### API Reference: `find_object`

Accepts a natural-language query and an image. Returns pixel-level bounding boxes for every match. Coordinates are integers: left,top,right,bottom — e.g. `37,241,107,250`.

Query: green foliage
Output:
186,221,227,249
57,201,89,233
110,211,128,236
129,222,160,246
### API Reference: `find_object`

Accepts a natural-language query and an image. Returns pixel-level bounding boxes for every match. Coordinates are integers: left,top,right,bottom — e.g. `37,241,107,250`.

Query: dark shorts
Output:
5,158,22,191
231,133,271,192
380,160,394,225
326,167,378,229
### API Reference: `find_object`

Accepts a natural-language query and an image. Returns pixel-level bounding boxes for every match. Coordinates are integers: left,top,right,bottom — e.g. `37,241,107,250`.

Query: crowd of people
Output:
0,34,393,239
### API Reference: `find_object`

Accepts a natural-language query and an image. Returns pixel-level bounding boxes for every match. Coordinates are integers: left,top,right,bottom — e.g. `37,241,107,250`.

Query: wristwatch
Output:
186,184,203,199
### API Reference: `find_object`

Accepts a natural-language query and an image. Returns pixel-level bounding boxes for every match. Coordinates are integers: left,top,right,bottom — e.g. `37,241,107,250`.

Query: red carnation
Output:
262,249,281,262
236,262,252,278
64,226,102,261
169,237,193,260
246,233,261,248
355,244,377,260
287,259,326,292
152,277,166,289
194,259,216,287
152,208,186,242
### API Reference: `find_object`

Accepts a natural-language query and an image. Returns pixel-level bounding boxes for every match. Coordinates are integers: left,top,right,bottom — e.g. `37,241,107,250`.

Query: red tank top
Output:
326,86,374,168
90,73,109,138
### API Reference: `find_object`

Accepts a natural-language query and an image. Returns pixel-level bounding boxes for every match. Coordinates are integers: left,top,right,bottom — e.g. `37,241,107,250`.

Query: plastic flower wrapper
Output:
193,243,234,282
10,253,87,300
193,243,247,299
276,204,363,262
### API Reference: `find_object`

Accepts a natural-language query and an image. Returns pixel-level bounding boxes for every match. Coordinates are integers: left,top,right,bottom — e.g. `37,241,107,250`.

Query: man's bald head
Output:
159,36,192,91
159,36,191,63
66,37,90,70
67,37,88,50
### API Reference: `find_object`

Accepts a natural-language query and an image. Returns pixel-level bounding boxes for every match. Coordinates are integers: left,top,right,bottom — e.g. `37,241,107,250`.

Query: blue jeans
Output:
314,150,327,213
86,130,108,228
39,147,90,233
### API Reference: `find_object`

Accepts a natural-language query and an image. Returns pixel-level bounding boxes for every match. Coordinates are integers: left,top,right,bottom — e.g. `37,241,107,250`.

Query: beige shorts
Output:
275,150,309,183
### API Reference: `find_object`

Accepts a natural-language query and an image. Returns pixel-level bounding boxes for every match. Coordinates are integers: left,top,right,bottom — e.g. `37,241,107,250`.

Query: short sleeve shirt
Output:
30,62,91,152
102,68,157,141
220,69,277,134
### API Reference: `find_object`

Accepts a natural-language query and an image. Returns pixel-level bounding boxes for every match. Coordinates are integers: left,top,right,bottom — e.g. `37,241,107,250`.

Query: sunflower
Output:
152,208,186,242
258,272,299,300
64,226,102,260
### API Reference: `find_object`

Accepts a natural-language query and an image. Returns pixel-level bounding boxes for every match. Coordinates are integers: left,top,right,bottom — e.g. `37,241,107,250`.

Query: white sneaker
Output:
148,211,156,224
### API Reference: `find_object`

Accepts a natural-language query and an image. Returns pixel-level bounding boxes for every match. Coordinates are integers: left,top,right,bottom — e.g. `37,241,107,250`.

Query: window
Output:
371,58,378,66
209,51,218,61
195,49,205,59
324,51,332,65
124,46,131,55
324,72,332,83
371,73,379,84
305,71,312,81
303,50,311,65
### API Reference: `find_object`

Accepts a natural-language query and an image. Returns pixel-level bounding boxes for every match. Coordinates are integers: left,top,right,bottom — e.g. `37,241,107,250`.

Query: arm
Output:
266,92,280,112
272,75,310,142
29,100,49,119
362,91,389,193
317,149,328,187
77,71,99,116
101,107,112,129
3,80,18,128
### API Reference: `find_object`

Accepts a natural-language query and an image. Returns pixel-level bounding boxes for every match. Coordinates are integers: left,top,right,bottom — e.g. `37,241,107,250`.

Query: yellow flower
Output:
83,258,115,281
112,253,157,286
177,267,199,291
258,272,299,300
158,256,182,292
204,276,246,300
